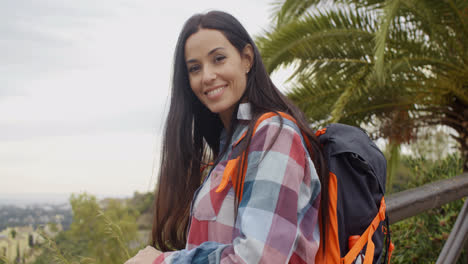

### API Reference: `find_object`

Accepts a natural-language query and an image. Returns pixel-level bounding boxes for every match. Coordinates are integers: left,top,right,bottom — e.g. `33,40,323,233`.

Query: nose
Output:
202,66,216,85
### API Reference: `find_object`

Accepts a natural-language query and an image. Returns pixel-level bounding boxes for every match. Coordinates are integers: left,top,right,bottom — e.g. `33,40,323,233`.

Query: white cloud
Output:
0,0,276,197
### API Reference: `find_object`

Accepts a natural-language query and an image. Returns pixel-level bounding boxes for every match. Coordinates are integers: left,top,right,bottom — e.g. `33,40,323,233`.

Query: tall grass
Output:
33,194,141,264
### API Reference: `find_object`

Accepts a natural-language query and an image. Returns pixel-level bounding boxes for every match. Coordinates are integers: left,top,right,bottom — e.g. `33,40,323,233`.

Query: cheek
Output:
190,79,207,106
189,77,200,94
233,72,247,92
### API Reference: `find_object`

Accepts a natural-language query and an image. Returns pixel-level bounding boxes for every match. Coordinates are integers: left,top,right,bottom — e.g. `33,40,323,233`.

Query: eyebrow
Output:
186,47,225,64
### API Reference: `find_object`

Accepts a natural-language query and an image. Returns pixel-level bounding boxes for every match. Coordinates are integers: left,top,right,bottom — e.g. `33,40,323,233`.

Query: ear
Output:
241,44,254,73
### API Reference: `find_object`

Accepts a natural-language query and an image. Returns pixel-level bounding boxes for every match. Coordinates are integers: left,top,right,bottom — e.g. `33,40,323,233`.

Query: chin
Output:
207,105,228,114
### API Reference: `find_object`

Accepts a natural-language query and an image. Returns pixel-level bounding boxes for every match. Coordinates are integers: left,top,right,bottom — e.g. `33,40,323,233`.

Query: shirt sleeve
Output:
154,116,321,264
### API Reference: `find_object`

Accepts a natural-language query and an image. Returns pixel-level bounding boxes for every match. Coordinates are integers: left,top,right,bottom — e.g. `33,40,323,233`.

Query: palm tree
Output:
256,0,468,175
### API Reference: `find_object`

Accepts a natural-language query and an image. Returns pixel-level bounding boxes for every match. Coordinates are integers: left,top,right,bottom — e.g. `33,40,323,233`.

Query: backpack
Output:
216,112,394,263
314,123,394,264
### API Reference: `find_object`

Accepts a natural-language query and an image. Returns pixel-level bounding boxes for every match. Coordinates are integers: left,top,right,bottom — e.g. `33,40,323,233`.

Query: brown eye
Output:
188,64,201,73
214,55,226,63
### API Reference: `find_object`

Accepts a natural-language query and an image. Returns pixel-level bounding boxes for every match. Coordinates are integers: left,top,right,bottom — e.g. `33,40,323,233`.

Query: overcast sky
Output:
0,0,293,198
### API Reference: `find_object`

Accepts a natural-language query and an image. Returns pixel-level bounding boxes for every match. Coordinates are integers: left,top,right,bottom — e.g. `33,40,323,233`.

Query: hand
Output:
124,246,162,264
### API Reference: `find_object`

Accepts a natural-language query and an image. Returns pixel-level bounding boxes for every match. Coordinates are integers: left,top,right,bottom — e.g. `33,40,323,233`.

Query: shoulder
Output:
253,112,303,137
247,112,308,156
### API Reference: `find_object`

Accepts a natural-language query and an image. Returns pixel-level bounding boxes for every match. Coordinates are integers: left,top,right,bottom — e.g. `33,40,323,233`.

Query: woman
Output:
126,10,328,264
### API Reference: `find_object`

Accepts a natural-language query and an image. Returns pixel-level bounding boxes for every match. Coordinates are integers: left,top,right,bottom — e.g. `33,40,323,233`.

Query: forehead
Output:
185,29,234,60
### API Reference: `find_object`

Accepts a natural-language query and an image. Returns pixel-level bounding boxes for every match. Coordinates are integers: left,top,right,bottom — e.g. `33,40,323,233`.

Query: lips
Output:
205,84,227,99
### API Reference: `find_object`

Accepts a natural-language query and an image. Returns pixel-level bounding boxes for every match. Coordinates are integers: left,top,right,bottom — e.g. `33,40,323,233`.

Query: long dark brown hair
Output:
152,10,329,252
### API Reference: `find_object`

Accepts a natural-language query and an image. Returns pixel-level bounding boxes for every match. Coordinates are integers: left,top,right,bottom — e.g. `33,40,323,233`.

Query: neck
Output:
219,111,232,130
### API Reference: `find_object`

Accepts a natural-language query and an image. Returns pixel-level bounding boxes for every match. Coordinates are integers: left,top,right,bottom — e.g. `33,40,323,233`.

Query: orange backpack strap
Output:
341,197,387,264
215,112,306,202
315,172,341,264
387,240,395,264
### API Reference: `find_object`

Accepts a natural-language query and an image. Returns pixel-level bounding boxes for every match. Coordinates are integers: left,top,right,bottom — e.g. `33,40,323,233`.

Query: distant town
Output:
0,203,72,231
0,192,151,263
0,200,72,263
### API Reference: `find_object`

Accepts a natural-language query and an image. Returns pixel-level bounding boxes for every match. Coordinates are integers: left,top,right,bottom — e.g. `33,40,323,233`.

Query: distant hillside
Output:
0,191,154,232
0,193,70,206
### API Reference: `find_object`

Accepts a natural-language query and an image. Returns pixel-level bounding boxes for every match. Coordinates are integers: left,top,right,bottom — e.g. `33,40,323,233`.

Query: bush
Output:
33,193,141,264
389,154,466,263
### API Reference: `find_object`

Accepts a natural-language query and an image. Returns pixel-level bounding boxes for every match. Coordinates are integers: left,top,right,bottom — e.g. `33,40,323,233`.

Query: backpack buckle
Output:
315,128,327,137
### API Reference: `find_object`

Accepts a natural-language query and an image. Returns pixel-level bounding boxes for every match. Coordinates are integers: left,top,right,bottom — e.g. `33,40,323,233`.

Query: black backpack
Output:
315,123,392,263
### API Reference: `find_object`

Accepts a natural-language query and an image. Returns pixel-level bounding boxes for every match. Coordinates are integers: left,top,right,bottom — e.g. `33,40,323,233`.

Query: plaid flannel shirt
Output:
154,104,321,264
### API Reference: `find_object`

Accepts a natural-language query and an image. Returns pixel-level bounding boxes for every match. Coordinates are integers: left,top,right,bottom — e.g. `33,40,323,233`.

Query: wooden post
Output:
435,199,468,264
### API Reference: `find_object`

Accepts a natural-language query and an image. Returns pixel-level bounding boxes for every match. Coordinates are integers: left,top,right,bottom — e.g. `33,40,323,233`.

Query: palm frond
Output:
257,8,378,74
259,0,468,163
271,0,323,26
374,0,402,87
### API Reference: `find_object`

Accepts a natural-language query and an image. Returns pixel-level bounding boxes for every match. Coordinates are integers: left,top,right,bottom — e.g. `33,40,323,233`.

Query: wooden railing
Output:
386,173,468,263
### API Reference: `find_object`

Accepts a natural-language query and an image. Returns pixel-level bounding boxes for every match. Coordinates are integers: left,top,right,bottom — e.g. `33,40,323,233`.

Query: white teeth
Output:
207,86,225,96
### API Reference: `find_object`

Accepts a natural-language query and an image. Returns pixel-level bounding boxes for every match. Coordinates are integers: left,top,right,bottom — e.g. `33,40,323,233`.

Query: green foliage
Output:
28,234,34,248
15,242,19,264
48,223,58,233
0,247,8,264
391,154,464,194
385,142,400,193
0,255,10,264
10,230,16,240
35,229,76,264
33,193,141,264
258,0,468,170
128,192,154,230
390,154,466,263
128,191,154,215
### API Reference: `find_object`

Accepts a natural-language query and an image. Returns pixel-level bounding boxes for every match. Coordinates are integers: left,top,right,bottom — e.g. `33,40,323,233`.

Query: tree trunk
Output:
448,98,468,172
459,103,468,172
461,125,468,172
386,142,400,193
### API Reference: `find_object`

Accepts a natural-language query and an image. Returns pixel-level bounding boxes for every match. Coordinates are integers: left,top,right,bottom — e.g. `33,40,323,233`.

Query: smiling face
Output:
185,29,253,128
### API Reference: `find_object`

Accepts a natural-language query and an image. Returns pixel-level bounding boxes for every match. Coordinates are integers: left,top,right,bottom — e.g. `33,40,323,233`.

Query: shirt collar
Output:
237,103,252,121
219,103,251,151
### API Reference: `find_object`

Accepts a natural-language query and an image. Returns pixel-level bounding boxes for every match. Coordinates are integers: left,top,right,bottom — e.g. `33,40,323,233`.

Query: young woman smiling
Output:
125,10,329,264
